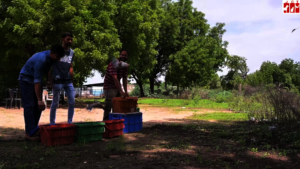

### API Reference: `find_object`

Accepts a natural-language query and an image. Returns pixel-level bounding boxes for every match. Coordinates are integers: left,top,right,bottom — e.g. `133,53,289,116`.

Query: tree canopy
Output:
0,0,230,98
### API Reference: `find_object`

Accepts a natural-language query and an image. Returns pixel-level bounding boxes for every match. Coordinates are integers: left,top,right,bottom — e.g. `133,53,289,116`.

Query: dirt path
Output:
1,106,299,169
0,105,230,140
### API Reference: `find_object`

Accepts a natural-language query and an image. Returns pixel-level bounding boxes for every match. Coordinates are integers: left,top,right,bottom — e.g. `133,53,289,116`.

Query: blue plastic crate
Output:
134,113,143,123
109,113,143,124
109,113,143,133
124,124,135,133
135,123,142,131
109,113,130,124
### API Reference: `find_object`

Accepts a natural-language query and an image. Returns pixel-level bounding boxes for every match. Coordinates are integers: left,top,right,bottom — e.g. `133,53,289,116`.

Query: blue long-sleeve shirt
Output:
19,50,53,84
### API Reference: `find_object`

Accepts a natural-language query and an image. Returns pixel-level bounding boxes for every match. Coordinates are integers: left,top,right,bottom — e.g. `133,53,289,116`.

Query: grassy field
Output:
75,98,105,103
138,98,229,109
74,98,229,110
191,112,248,121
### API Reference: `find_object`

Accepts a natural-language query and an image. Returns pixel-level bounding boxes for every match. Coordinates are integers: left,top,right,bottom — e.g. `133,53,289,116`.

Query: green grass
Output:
191,112,248,121
75,98,105,103
138,99,229,109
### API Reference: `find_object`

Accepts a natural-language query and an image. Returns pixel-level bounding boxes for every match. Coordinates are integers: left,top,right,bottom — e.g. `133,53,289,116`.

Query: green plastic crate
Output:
74,122,105,143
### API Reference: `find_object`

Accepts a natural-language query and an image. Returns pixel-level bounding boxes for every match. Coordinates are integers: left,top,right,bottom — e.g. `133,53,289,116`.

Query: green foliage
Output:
191,112,248,121
138,98,229,109
246,59,300,91
150,0,228,93
228,94,263,112
208,90,232,103
0,0,230,100
0,0,121,90
207,74,222,89
167,22,229,89
130,84,152,97
114,0,161,97
245,71,264,87
221,55,249,90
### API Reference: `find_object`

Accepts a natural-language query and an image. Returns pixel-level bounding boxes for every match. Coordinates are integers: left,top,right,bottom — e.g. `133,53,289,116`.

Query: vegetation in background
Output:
138,98,229,109
191,112,248,121
0,0,230,99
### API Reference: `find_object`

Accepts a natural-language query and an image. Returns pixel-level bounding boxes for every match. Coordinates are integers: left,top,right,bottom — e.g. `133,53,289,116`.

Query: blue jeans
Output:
19,80,41,136
50,83,75,124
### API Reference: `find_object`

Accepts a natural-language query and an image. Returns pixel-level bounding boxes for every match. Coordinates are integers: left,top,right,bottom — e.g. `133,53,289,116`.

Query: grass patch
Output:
138,99,228,109
105,135,126,152
191,112,248,121
75,98,105,103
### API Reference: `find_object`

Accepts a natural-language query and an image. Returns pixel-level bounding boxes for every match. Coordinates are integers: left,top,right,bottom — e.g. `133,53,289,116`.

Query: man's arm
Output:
48,69,52,83
33,60,46,111
35,83,43,101
47,69,52,90
70,63,74,83
123,77,129,97
112,75,125,97
122,67,129,96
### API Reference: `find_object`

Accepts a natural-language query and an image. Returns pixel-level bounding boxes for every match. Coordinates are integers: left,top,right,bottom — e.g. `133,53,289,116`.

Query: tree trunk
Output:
239,84,242,94
149,77,155,94
132,71,145,97
177,83,179,98
137,81,145,97
165,77,167,90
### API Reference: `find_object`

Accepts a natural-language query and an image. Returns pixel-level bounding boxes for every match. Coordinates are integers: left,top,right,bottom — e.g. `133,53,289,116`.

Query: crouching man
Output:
19,44,65,141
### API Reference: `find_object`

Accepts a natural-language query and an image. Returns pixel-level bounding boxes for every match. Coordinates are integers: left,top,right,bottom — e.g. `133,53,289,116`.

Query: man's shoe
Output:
86,104,93,111
97,104,104,110
32,129,40,137
25,134,40,142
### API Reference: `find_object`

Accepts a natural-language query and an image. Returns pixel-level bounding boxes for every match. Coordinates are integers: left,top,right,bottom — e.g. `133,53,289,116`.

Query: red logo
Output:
283,0,300,13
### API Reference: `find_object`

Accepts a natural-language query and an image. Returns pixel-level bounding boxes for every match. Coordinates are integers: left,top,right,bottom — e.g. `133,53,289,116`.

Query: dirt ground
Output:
0,105,222,140
1,105,299,169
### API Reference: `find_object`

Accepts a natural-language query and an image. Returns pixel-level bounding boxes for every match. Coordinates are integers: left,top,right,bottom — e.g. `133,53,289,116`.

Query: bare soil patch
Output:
1,106,299,169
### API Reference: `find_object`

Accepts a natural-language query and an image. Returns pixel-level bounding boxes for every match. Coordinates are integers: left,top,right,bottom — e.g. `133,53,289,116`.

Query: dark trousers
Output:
19,80,41,136
103,89,121,121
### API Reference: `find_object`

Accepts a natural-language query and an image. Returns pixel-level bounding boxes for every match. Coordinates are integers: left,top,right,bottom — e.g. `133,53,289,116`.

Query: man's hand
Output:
38,101,46,111
120,91,127,98
47,81,52,90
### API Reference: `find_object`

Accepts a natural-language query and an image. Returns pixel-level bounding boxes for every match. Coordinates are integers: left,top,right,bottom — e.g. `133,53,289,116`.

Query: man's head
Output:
50,44,65,62
61,32,73,47
119,49,129,62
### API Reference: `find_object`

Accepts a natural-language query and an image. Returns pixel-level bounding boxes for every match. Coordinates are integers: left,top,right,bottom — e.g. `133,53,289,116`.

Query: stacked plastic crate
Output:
109,113,142,133
73,122,105,143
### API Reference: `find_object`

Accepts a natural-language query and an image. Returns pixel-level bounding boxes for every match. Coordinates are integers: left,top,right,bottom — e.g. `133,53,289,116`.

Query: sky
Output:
85,0,300,85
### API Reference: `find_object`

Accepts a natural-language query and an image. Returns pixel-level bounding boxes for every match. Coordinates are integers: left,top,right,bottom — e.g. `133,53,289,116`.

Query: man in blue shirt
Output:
19,44,65,141
47,32,75,125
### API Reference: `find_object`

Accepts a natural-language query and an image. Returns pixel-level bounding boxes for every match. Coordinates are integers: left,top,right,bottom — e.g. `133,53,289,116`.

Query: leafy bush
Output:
266,88,300,123
230,85,300,124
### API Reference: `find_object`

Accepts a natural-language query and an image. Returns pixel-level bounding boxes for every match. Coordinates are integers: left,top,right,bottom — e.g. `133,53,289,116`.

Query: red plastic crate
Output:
103,119,125,138
103,129,124,138
40,124,77,146
112,97,138,113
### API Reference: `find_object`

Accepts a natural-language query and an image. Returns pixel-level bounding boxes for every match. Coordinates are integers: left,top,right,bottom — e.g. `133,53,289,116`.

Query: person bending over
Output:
86,49,130,121
19,44,64,141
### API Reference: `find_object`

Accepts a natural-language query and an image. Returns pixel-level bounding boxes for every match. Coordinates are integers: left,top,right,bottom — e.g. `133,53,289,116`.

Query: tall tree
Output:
149,0,210,94
221,55,249,92
167,23,229,96
246,59,299,91
112,0,161,97
0,0,121,92
245,71,264,87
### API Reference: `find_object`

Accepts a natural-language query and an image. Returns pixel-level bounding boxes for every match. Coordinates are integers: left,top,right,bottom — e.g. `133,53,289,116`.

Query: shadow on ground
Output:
1,119,300,169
